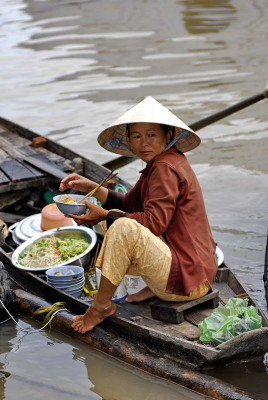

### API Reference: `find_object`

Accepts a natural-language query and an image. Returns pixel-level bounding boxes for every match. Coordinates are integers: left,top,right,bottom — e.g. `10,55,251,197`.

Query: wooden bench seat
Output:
150,289,219,324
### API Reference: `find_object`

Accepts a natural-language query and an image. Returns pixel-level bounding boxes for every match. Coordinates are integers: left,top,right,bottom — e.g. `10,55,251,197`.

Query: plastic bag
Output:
198,297,262,345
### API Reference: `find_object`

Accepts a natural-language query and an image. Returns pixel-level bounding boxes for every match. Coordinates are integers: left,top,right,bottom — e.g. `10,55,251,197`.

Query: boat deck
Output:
33,262,254,346
109,278,237,341
0,128,74,196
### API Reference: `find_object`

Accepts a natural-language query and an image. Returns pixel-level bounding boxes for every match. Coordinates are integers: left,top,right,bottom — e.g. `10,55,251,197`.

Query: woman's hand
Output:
59,174,93,193
59,173,109,204
68,200,108,226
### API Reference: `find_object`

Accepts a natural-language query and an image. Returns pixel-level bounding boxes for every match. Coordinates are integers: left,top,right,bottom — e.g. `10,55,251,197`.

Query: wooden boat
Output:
0,116,267,400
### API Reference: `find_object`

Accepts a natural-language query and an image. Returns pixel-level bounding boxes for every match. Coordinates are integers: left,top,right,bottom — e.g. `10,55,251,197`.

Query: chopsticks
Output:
89,242,101,270
77,169,118,203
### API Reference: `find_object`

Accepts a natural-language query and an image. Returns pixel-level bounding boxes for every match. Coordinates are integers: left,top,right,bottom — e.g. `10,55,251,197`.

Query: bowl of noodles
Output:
53,194,88,216
11,226,97,272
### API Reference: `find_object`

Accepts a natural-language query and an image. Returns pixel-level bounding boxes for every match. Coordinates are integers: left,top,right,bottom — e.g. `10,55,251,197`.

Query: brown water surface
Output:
0,316,209,400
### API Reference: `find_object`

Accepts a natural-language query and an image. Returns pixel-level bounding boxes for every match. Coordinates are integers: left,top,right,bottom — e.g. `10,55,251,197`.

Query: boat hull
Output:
14,288,256,400
1,247,268,372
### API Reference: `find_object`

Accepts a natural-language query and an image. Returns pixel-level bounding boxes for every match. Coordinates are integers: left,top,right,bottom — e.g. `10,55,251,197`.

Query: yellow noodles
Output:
59,194,79,205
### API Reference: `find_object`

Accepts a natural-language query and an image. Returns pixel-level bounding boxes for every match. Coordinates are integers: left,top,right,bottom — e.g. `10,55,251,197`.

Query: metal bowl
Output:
53,194,87,216
11,226,97,272
93,223,104,237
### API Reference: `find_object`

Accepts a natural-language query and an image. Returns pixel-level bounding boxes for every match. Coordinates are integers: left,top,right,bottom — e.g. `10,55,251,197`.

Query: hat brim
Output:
98,96,201,156
98,123,201,157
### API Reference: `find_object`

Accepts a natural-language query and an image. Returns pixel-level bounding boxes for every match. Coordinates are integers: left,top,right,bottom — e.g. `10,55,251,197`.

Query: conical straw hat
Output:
98,96,201,157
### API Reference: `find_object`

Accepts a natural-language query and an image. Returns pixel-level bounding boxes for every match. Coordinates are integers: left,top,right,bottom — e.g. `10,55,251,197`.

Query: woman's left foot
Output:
126,286,155,302
71,302,117,334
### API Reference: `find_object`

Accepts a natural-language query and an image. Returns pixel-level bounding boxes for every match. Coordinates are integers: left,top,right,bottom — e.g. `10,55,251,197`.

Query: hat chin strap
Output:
165,135,180,151
164,128,189,151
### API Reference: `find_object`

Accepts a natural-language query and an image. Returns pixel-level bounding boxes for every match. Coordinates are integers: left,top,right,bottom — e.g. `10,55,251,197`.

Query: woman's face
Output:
128,123,170,163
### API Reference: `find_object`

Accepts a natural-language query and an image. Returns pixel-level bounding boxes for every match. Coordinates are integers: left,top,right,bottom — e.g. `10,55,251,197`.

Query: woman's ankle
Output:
91,300,114,313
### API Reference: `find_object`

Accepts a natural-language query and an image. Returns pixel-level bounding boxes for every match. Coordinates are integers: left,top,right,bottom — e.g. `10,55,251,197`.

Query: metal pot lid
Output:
12,229,24,246
13,213,77,243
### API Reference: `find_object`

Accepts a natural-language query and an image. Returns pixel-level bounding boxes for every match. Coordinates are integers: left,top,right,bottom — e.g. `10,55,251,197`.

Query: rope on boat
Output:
32,302,66,324
0,298,67,334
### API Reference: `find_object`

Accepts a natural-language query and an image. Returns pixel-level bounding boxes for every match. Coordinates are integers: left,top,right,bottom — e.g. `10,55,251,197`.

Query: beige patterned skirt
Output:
96,217,210,301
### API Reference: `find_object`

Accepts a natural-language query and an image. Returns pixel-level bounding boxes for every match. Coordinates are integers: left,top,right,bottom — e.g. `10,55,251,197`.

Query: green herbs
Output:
19,235,89,269
56,238,88,261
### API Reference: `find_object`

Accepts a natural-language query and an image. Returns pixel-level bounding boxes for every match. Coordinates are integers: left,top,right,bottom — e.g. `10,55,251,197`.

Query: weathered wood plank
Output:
0,118,131,190
19,145,73,172
0,130,74,185
213,282,235,306
0,139,44,180
0,170,10,184
18,153,67,179
0,211,27,224
2,149,45,178
185,308,214,326
150,290,219,324
0,129,74,173
0,158,38,181
0,148,8,163
0,176,55,194
214,266,229,283
122,300,200,340
0,190,31,210
0,128,31,146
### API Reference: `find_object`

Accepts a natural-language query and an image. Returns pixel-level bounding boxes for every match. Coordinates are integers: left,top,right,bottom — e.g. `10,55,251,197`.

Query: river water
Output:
1,0,268,399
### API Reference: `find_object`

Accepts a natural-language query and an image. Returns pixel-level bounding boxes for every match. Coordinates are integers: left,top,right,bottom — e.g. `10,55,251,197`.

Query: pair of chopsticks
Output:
89,242,101,270
78,169,118,203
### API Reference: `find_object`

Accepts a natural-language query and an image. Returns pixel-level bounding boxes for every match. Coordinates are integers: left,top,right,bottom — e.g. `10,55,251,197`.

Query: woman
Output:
59,96,218,334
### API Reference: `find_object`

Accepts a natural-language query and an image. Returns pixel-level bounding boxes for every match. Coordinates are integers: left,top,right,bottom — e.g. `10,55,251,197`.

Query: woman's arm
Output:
59,173,108,204
60,173,144,226
103,177,143,212
107,163,181,235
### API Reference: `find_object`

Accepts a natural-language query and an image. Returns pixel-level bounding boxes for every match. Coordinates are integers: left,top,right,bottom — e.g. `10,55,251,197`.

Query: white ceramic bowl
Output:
47,275,84,285
215,246,224,266
53,194,87,216
46,265,84,281
65,288,84,298
48,276,85,288
93,223,104,237
12,226,97,272
63,280,85,292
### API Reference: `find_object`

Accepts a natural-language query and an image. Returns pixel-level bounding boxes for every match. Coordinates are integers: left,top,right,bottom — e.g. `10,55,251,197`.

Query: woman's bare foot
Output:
125,286,155,302
71,301,117,334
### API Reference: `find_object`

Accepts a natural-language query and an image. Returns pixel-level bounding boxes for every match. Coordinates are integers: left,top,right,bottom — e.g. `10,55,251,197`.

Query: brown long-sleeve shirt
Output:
104,147,217,296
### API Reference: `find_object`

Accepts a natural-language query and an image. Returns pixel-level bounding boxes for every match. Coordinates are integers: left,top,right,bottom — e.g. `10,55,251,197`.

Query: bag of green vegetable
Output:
198,297,262,345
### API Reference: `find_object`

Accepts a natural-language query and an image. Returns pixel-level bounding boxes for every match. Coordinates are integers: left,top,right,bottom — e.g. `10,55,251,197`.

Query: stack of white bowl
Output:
46,265,85,298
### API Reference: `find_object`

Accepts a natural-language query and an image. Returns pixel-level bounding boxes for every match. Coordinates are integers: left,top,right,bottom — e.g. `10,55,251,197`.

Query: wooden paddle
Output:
264,232,268,310
103,85,268,170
